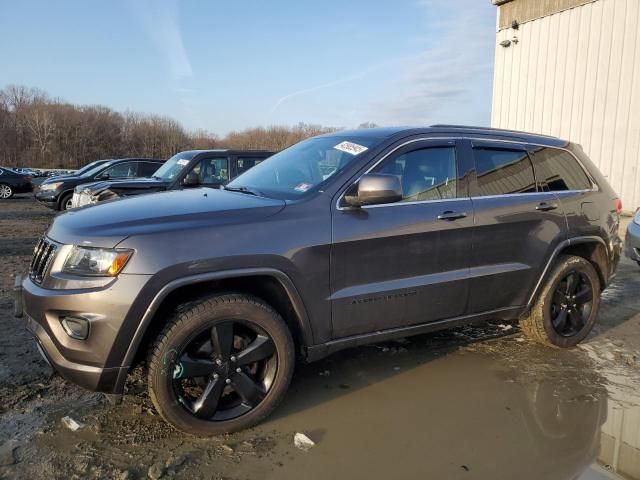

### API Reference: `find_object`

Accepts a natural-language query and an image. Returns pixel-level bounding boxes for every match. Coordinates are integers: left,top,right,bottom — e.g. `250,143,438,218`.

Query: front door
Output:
330,139,473,338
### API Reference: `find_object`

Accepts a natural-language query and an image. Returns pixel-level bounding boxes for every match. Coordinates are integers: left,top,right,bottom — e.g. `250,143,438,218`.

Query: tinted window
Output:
139,162,161,177
532,148,592,191
190,158,228,185
236,158,262,176
101,162,139,178
374,147,457,201
473,148,536,196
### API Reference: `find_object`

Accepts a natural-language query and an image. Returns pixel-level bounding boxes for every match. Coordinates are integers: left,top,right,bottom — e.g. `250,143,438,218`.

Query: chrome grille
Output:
29,238,57,284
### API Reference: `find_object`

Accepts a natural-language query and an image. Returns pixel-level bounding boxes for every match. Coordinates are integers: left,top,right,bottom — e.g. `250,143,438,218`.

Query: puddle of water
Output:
234,335,635,480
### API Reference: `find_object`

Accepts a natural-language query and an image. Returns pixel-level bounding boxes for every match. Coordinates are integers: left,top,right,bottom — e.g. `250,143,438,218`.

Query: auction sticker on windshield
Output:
177,159,190,166
334,141,368,156
294,182,313,192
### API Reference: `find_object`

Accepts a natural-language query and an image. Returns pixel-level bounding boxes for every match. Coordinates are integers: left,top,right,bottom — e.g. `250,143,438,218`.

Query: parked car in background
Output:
14,167,40,177
0,167,33,199
16,126,622,435
36,158,163,210
71,150,273,208
626,209,640,266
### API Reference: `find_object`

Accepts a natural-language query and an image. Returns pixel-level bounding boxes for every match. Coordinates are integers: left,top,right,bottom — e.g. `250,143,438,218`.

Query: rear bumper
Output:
14,183,33,194
625,220,640,263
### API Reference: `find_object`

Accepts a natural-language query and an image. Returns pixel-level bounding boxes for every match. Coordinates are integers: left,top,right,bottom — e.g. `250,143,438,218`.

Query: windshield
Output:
226,136,380,199
77,160,107,176
152,152,196,181
81,160,114,178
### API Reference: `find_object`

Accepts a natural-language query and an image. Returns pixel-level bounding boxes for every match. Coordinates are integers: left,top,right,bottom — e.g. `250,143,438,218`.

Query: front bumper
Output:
625,220,640,264
16,272,152,393
34,190,59,207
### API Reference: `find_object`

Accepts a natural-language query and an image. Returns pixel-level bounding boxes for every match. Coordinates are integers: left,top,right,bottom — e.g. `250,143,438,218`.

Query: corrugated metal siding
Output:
492,0,640,211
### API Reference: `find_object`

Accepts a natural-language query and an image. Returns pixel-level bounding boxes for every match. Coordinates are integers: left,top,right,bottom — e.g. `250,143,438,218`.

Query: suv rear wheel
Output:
148,293,295,436
520,255,600,348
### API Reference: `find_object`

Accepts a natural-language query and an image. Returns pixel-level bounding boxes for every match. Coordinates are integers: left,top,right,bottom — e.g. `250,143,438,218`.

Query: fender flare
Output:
120,267,314,370
526,236,609,306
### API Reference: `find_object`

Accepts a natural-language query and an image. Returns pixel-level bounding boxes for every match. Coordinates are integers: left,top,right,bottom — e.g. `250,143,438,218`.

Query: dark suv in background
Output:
71,150,273,208
35,158,163,210
17,126,622,436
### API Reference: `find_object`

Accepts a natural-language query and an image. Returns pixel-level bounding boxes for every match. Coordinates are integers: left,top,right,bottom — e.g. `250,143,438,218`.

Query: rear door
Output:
330,139,474,338
465,140,568,314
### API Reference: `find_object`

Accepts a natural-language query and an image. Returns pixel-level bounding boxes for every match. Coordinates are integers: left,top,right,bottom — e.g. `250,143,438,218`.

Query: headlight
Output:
63,247,133,276
634,209,640,225
39,182,63,191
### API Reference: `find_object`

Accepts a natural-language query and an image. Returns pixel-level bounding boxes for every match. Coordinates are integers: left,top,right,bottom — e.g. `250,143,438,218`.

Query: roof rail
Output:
430,124,557,139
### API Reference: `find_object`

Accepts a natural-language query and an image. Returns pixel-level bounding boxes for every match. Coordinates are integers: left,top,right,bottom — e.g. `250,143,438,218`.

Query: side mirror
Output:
97,173,109,180
344,173,403,207
183,172,199,186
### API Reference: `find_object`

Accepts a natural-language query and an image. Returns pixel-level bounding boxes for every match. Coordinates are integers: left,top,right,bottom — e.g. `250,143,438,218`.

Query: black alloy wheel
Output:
171,320,278,421
550,271,593,337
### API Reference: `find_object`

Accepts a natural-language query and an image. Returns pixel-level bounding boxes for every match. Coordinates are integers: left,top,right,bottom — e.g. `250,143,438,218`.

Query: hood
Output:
47,188,286,247
42,174,81,184
76,177,167,194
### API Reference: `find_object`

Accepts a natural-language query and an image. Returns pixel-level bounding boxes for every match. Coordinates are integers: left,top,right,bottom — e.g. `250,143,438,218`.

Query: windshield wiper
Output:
224,185,263,196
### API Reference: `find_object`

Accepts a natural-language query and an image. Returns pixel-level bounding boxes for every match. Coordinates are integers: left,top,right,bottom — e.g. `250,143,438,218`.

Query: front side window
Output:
532,147,592,191
374,147,457,201
226,135,382,199
473,148,536,196
189,158,228,185
101,162,138,178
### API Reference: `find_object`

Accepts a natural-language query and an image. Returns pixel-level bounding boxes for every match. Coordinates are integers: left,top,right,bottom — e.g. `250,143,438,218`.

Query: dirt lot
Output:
1,195,639,480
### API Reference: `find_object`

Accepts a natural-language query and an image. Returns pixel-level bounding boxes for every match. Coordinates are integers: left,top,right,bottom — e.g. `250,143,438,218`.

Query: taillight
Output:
23,176,32,182
614,199,622,215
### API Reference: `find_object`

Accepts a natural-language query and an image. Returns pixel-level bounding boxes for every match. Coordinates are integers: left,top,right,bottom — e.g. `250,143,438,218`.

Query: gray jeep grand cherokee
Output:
17,126,622,435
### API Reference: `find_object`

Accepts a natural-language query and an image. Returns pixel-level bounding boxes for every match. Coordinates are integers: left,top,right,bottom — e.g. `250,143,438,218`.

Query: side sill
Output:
305,306,524,362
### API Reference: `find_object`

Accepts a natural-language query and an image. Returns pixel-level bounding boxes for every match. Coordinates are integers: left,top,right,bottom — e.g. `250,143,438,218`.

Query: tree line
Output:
0,85,338,169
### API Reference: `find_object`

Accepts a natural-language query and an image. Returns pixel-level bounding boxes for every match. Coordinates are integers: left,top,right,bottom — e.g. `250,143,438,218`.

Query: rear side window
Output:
532,148,592,191
236,157,262,176
473,148,536,196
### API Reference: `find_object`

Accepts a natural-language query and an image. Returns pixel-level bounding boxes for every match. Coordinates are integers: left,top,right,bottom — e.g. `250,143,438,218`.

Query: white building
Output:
491,0,640,212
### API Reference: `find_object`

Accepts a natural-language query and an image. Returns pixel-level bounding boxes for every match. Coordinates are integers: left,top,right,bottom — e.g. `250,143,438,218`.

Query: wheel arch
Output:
57,188,75,209
121,268,314,372
527,236,610,307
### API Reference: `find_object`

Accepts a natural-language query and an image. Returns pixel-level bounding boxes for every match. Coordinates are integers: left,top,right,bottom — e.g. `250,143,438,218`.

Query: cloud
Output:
128,0,193,80
366,0,496,126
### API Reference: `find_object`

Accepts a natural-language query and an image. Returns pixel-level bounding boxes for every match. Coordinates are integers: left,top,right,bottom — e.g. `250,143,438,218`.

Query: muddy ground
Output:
1,195,639,480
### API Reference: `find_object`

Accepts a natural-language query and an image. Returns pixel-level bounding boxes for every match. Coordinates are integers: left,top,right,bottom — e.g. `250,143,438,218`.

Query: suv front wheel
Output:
148,293,295,436
520,255,601,348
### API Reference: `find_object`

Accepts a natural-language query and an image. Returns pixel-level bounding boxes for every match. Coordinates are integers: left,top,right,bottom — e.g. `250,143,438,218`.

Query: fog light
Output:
61,316,90,340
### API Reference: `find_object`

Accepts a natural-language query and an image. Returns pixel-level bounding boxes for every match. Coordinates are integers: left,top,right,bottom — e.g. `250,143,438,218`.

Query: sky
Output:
0,0,497,134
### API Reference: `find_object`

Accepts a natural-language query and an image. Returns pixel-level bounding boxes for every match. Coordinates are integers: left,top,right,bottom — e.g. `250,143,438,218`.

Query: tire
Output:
148,293,295,436
0,183,13,199
520,255,601,348
59,192,73,210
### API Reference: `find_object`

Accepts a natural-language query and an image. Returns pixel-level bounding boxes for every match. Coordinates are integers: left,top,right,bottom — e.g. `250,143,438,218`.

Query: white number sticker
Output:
333,141,368,156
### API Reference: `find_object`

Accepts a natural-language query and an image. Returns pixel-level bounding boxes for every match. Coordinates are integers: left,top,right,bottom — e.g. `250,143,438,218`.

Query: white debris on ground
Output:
61,416,84,431
293,432,315,452
497,324,513,331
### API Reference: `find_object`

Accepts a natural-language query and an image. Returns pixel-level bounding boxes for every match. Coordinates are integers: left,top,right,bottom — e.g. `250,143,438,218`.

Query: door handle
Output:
536,202,558,211
437,211,467,221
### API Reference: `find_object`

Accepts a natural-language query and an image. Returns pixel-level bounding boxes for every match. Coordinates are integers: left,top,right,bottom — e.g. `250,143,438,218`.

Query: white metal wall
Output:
491,0,640,211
